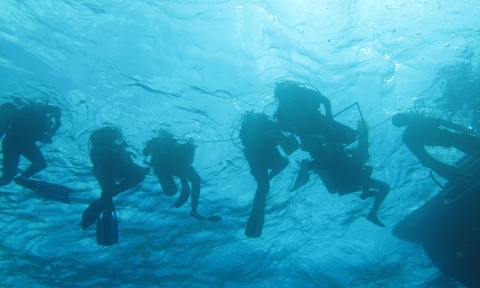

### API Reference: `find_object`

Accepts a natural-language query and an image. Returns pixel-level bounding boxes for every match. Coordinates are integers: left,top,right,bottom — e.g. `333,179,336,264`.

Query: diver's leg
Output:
365,178,389,227
90,168,118,226
19,141,47,179
170,176,190,208
187,165,201,208
186,165,205,219
359,166,375,199
245,177,269,238
94,164,146,198
157,172,178,196
318,170,337,194
451,132,480,158
112,165,146,197
412,145,474,183
93,167,117,197
245,159,270,238
0,138,21,186
267,148,289,180
290,159,310,192
426,159,474,184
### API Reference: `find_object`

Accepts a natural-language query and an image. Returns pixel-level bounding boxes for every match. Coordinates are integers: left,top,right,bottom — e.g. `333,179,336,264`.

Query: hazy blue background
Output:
1,1,479,287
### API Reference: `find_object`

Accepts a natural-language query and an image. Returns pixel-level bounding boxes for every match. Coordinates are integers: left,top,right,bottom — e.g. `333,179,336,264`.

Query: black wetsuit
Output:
240,112,287,190
398,114,480,183
0,105,61,186
143,136,200,208
402,116,479,166
273,84,356,148
90,144,146,198
312,143,371,195
240,112,289,237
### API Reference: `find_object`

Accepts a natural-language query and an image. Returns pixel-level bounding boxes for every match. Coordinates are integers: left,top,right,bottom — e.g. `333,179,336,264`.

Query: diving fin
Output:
189,209,222,222
96,197,118,246
206,215,222,222
245,191,267,238
290,159,310,192
366,212,385,227
14,177,72,203
81,198,102,231
452,133,480,158
433,162,475,184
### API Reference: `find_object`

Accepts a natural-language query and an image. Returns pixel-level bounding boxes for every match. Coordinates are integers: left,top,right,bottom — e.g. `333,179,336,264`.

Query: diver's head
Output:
89,126,124,148
244,110,256,117
243,110,263,124
274,81,294,102
391,113,410,127
0,103,18,125
158,129,174,139
0,102,17,117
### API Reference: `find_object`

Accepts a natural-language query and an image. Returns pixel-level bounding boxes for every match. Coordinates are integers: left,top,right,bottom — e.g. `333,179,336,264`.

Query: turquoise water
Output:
0,1,479,287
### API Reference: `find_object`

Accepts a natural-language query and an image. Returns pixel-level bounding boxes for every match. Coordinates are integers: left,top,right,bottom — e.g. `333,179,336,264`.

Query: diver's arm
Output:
267,117,282,131
269,129,288,144
439,119,471,134
265,117,289,143
238,118,249,142
0,123,8,139
143,139,155,157
43,105,62,135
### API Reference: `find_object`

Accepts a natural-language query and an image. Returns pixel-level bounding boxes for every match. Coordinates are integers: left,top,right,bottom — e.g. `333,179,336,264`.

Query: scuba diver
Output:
81,126,149,246
292,120,390,227
239,111,290,238
273,80,357,148
392,113,480,184
143,131,221,222
0,102,72,203
273,81,387,225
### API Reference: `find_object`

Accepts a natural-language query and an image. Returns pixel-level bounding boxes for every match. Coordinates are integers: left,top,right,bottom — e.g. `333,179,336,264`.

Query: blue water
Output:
1,1,479,287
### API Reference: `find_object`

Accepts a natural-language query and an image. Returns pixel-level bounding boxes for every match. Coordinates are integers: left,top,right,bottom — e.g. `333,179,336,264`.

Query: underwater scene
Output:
1,0,480,287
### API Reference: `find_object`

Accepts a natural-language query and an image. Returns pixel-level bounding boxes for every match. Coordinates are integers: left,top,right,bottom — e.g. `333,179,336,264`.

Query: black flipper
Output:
366,212,385,227
81,199,102,231
245,191,267,238
189,209,222,222
433,162,474,184
290,159,310,192
452,133,480,158
206,215,222,222
96,197,118,246
14,177,72,203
